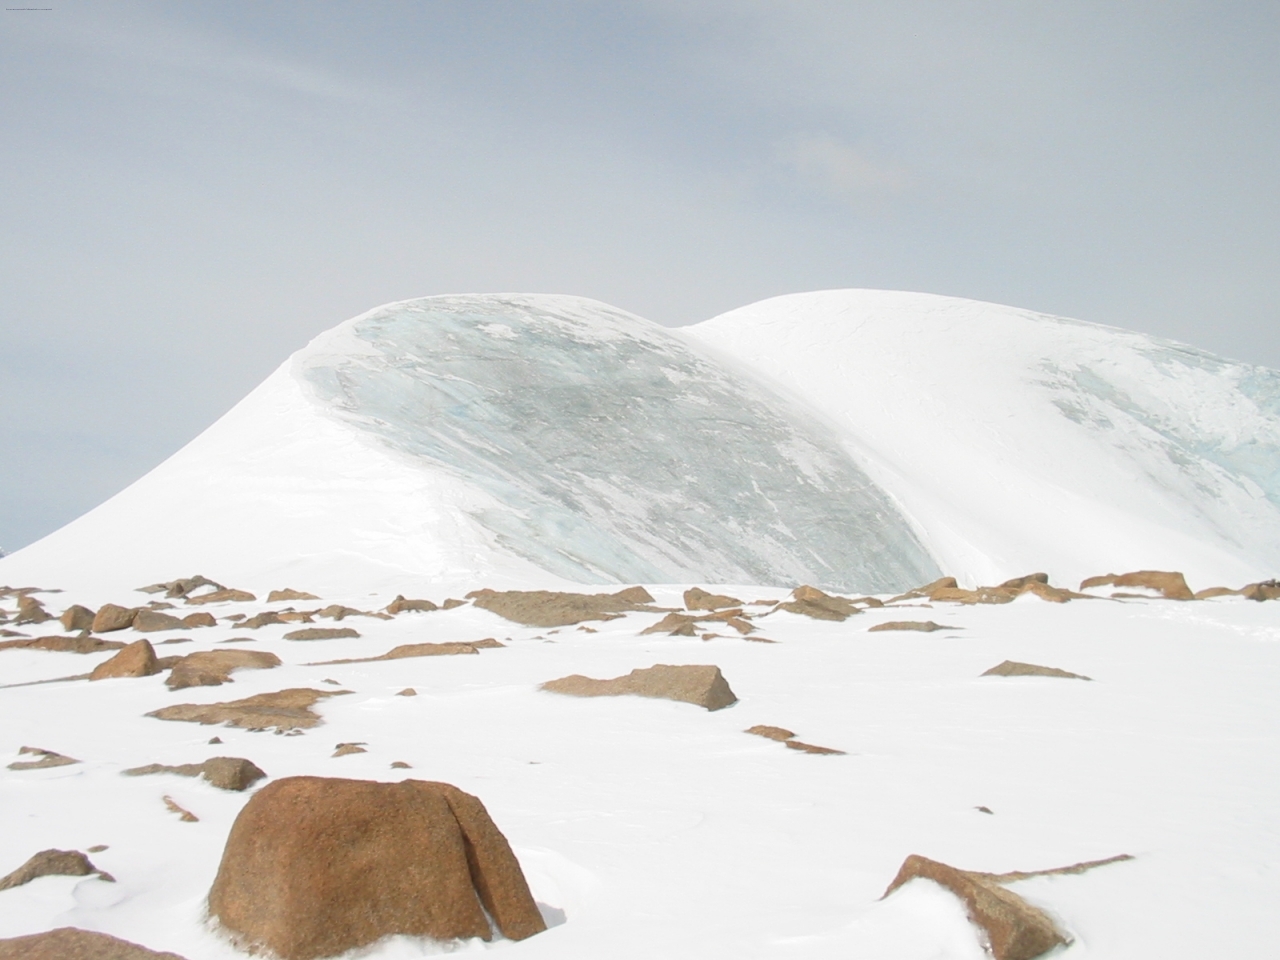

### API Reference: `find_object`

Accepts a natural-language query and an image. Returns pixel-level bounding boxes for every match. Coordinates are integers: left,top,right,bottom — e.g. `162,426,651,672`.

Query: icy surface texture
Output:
297,294,940,592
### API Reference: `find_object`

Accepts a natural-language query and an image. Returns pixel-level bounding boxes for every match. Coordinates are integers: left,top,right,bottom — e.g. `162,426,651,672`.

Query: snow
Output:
1,288,1278,959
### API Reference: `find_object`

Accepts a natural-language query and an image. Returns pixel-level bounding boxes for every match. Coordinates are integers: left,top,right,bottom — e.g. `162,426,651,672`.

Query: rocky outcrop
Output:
123,756,266,791
683,587,742,610
309,642,485,666
466,586,656,627
982,660,1092,681
92,603,140,632
58,604,96,632
138,575,224,598
268,589,320,602
542,664,737,711
184,588,256,605
1079,570,1194,600
0,927,188,959
284,627,360,641
386,595,438,614
89,639,160,680
867,620,958,633
147,688,350,732
0,849,114,890
6,747,79,770
775,585,862,621
207,777,545,958
165,650,282,689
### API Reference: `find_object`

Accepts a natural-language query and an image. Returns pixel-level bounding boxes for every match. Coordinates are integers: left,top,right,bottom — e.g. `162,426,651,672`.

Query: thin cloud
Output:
782,134,910,204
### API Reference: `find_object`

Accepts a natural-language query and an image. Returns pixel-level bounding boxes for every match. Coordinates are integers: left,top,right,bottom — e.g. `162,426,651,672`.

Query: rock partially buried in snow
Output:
0,927,189,959
58,604,95,632
0,635,125,655
385,595,438,614
123,756,266,791
147,688,350,732
165,649,282,689
13,596,53,625
207,776,546,958
775,585,862,621
982,660,1092,681
309,641,486,666
184,588,256,605
92,603,140,632
132,609,190,632
745,724,795,741
868,620,958,633
1080,569,1194,600
89,639,160,680
7,746,79,770
268,588,320,602
1242,579,1280,601
745,723,844,754
0,849,114,890
284,627,360,641
683,587,742,611
542,664,738,711
467,586,656,627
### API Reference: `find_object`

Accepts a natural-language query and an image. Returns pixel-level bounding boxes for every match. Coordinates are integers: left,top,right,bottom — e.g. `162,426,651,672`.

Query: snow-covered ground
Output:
1,289,1277,958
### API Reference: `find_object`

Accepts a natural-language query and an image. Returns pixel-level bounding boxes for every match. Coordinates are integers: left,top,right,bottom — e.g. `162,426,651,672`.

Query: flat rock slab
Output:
0,636,125,655
147,688,351,732
166,650,282,689
466,587,656,627
0,850,114,890
1080,569,1194,600
268,589,320,602
284,627,360,641
123,756,266,791
775,585,862,621
310,641,487,666
982,660,1092,681
542,664,737,711
7,747,79,771
683,587,742,610
184,588,256,605
0,927,188,959
868,620,959,633
208,777,546,959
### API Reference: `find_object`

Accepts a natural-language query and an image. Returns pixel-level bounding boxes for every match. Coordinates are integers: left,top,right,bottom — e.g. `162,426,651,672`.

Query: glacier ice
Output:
296,294,941,592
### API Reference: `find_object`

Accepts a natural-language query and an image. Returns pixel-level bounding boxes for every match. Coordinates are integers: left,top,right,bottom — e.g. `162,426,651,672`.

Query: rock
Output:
640,612,701,636
441,598,466,610
123,756,266,791
316,604,367,620
385,595,438,614
137,575,225,598
888,576,959,602
284,627,360,641
241,612,285,629
0,635,125,654
683,587,742,610
132,610,190,633
182,612,217,627
269,589,320,602
332,743,367,757
470,638,505,648
58,604,96,632
542,664,737,711
784,740,846,755
745,724,795,741
982,660,1092,681
1242,579,1280,601
165,650,282,689
868,620,958,632
164,796,198,821
466,587,657,627
390,761,411,769
0,927,188,959
89,639,160,680
207,777,546,957
13,597,52,626
277,611,316,623
0,849,114,890
148,688,350,732
7,747,79,770
396,688,417,697
184,588,256,605
882,855,1067,960
309,642,480,666
998,573,1049,589
1079,570,1194,600
776,585,862,621
930,585,1019,604
92,603,139,632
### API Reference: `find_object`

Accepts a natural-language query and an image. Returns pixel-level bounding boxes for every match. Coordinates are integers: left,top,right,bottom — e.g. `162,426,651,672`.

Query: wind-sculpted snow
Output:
296,295,940,592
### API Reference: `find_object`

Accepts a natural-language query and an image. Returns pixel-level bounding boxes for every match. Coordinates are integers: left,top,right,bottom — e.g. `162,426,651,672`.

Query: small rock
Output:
868,620,959,633
784,739,846,755
541,664,737,711
888,576,958,602
745,724,795,741
396,688,417,697
0,849,114,890
184,588,256,605
182,612,217,628
209,737,223,744
123,756,266,791
87,844,108,852
148,688,351,732
133,609,190,633
137,575,224,598
241,612,286,629
390,761,411,769
775,585,862,621
165,649,282,690
163,796,198,822
1079,570,1194,600
13,596,53,626
268,588,320,602
0,928,188,959
284,627,360,641
683,587,742,611
441,598,466,610
89,639,160,680
332,743,367,757
309,641,478,665
1241,579,1280,602
92,603,140,632
976,806,994,814
385,595,438,614
58,604,96,632
7,746,79,770
982,660,1092,681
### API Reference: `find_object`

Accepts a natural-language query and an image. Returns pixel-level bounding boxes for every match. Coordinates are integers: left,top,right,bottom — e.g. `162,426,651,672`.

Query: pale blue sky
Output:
3,1,1278,552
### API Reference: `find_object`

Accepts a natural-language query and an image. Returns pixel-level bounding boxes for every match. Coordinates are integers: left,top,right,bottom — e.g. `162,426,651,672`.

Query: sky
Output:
2,0,1278,554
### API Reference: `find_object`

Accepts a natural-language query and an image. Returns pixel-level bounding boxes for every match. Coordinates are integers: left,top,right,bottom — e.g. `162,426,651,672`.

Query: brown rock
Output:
441,598,466,610
123,756,266,791
165,649,282,690
132,610,189,633
613,585,655,603
1241,579,1280,602
185,588,256,605
882,855,1066,960
541,663,737,711
284,627,360,641
888,576,959,602
182,612,217,628
13,596,53,626
309,642,479,666
207,777,546,958
868,620,958,633
268,589,320,603
390,761,412,769
931,586,1019,605
745,724,795,741
332,743,367,757
241,612,285,629
1194,586,1239,599
7,747,79,770
137,575,224,598
0,926,188,959
164,796,198,822
640,612,701,636
0,849,114,890
776,586,862,621
466,587,656,627
91,603,139,632
58,604,96,633
1016,580,1081,603
982,660,1092,681
683,587,742,611
0,636,125,655
396,688,417,697
998,573,1049,589
147,688,351,732
1079,570,1194,600
784,739,846,755
277,611,316,623
316,604,367,621
89,639,160,680
386,595,438,614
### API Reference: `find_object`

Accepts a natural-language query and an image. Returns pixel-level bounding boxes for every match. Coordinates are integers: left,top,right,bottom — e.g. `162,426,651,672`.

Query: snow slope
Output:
686,290,1280,588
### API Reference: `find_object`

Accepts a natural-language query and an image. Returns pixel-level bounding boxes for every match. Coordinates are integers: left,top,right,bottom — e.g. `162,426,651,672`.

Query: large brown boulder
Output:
1079,570,1194,600
208,777,545,958
541,664,737,710
165,649,282,689
89,639,160,680
466,587,656,627
0,927,187,959
92,603,140,633
58,605,96,633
